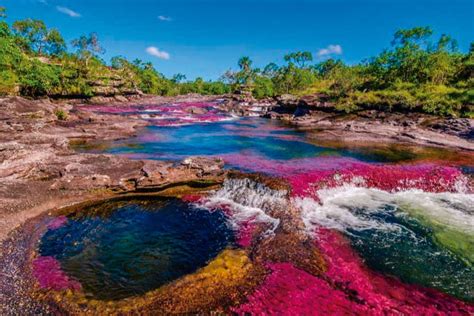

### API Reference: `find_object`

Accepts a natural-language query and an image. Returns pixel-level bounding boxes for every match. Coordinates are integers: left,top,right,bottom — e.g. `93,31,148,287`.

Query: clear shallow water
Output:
38,199,234,300
77,117,473,166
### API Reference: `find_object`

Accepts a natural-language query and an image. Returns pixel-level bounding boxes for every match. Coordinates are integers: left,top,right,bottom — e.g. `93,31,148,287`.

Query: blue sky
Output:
2,0,473,80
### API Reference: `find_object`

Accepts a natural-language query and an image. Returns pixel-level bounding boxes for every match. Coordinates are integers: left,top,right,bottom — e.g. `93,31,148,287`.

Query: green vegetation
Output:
0,6,229,98
224,27,473,117
0,5,472,117
54,108,68,120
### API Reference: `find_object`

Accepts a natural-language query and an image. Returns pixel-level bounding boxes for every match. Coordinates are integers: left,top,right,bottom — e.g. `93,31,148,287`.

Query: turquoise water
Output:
347,204,474,301
83,118,432,164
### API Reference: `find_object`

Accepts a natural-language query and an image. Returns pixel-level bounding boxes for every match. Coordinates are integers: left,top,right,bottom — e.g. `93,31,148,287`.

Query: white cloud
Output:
158,15,172,21
317,44,343,57
56,6,81,18
146,47,170,60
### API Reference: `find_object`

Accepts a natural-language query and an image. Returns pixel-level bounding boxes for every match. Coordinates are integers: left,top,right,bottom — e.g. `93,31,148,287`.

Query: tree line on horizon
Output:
224,28,473,117
0,6,472,117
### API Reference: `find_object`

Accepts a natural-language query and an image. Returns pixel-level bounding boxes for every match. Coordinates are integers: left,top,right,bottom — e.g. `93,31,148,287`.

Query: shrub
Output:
54,108,67,120
19,60,60,96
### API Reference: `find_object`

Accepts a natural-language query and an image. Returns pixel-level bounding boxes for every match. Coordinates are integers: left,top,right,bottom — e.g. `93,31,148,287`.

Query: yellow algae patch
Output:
36,249,265,315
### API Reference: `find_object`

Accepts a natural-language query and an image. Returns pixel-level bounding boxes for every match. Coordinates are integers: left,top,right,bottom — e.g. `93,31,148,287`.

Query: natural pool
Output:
36,198,234,300
35,102,474,313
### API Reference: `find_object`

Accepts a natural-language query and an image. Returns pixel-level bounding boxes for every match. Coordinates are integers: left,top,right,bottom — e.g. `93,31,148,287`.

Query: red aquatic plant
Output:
316,228,474,315
286,162,469,198
47,215,68,230
232,262,365,315
32,256,81,291
78,102,233,126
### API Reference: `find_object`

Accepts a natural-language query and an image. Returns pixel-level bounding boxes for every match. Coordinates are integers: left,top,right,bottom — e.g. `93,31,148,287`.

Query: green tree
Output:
172,73,186,83
71,33,104,67
262,63,279,78
284,51,313,68
44,29,66,56
12,19,65,56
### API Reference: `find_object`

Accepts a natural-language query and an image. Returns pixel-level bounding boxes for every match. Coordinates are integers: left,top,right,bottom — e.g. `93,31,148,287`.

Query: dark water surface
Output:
39,199,234,300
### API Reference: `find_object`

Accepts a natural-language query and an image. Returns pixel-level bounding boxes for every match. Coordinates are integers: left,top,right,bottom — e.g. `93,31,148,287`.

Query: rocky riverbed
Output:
224,94,474,151
0,95,227,242
0,94,473,314
1,94,473,240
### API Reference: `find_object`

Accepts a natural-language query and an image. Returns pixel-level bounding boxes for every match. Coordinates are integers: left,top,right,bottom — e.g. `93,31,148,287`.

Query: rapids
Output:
41,101,473,313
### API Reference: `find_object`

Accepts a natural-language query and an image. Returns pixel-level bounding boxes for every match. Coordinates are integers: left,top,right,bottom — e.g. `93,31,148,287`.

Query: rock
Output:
299,94,335,111
428,118,474,139
114,95,129,103
276,94,299,106
186,106,208,115
181,156,224,173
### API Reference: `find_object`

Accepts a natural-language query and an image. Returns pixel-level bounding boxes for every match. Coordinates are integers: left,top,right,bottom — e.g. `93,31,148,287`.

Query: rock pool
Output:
36,198,234,300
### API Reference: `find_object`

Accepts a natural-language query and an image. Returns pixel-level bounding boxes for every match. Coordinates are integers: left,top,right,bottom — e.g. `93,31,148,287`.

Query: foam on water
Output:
198,178,283,236
298,185,474,235
295,185,474,300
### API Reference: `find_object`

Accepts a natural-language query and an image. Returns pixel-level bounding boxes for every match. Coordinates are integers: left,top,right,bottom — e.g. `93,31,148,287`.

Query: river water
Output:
37,101,473,313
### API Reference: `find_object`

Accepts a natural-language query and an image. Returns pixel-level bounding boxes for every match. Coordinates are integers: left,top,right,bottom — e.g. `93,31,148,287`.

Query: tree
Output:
12,19,47,54
426,34,461,84
391,26,433,48
238,56,252,72
12,19,65,56
284,51,313,68
262,63,279,78
0,7,10,38
71,33,105,67
44,29,66,56
235,56,256,93
172,73,186,83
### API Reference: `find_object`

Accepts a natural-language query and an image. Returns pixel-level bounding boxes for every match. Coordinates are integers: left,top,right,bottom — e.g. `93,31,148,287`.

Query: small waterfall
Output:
198,178,284,235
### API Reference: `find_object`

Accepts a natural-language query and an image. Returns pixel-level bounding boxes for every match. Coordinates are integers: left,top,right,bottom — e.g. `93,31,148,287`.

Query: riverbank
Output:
0,95,227,241
224,94,474,151
1,95,473,314
1,94,472,239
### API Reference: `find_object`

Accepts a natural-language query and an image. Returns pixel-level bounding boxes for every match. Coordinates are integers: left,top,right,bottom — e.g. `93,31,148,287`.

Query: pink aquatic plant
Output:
286,162,469,198
232,262,365,315
47,215,68,230
233,230,474,315
78,102,233,126
233,220,256,248
220,154,363,176
32,256,81,291
316,228,474,315
181,194,203,203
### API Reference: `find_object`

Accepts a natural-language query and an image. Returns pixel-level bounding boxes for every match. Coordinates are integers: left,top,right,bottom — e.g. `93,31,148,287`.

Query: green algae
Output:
398,203,474,266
